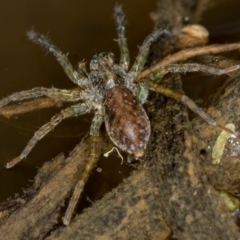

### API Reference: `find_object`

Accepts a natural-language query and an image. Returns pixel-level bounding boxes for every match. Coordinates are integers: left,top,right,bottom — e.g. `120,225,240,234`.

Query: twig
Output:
138,42,240,79
0,98,62,118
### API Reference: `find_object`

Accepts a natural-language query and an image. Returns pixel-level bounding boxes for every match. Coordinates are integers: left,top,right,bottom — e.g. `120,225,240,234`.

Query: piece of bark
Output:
0,136,93,239
0,133,171,240
144,73,240,240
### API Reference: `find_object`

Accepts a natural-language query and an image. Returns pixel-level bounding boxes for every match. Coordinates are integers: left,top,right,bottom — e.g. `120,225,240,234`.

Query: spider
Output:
0,5,239,225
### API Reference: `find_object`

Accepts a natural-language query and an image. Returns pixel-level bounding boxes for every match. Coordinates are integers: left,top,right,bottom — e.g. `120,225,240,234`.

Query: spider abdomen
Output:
104,86,150,158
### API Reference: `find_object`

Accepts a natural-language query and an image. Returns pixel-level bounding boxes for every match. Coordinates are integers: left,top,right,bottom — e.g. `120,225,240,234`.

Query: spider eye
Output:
99,52,108,59
90,56,99,71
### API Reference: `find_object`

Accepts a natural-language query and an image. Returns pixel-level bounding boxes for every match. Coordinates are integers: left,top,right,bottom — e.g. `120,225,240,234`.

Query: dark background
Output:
0,0,240,213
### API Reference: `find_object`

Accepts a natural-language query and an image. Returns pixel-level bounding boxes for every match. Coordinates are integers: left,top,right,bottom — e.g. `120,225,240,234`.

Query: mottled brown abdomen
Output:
104,86,150,158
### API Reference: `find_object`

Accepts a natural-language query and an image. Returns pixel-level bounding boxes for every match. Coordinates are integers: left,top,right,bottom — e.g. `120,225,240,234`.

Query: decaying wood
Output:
1,0,240,239
0,136,93,239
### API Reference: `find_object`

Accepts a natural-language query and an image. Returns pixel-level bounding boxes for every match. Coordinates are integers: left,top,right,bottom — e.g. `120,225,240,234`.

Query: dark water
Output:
0,0,240,214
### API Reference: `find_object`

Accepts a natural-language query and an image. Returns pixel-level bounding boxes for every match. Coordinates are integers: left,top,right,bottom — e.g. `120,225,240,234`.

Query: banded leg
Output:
6,103,88,168
143,79,236,136
130,29,168,103
27,31,88,88
63,113,103,225
0,87,84,108
146,63,240,81
130,29,168,74
114,4,130,71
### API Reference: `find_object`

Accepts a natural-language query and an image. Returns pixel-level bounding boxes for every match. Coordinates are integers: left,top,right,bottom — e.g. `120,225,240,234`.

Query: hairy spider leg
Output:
63,113,103,225
6,103,88,168
127,28,168,104
143,63,240,81
114,4,130,71
137,61,240,136
27,31,88,88
141,79,236,136
0,87,84,108
144,62,240,135
130,29,167,74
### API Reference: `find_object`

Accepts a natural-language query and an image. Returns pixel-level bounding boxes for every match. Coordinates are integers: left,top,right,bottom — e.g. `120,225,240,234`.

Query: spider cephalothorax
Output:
1,5,239,225
89,52,116,91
